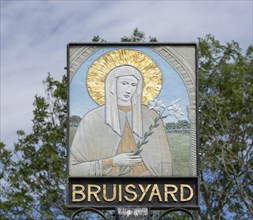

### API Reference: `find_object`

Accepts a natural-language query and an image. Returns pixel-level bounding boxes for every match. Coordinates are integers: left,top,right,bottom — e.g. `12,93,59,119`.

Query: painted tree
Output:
0,29,252,219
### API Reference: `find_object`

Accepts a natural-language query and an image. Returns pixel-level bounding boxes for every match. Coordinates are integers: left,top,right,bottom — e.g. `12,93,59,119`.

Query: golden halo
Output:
86,49,162,105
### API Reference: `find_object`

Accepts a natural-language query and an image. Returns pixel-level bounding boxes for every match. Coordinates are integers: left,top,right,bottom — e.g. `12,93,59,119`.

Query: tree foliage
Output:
0,75,70,219
69,115,81,128
199,35,253,219
121,27,157,42
0,30,252,219
166,120,190,133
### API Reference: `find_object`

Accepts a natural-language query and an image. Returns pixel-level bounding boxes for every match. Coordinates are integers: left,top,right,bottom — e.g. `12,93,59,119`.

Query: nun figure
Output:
69,65,173,177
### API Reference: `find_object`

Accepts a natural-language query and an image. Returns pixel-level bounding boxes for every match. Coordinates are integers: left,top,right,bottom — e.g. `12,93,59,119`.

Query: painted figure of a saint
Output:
69,63,173,177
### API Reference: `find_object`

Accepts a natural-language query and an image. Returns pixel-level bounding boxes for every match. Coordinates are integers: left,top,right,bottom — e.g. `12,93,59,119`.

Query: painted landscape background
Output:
69,117,191,176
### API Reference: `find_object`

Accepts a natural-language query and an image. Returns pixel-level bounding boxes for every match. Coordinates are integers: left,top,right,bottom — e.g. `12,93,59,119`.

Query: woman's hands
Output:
112,153,142,166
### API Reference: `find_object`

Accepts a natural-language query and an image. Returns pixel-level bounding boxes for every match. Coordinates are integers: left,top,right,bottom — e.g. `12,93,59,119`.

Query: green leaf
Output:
134,149,143,155
154,123,160,128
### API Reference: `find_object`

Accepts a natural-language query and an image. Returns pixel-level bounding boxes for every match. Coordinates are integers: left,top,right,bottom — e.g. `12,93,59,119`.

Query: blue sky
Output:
1,0,252,147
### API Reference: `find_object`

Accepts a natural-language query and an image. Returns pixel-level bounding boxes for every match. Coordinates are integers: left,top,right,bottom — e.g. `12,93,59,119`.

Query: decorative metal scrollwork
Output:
158,208,196,220
71,208,114,220
71,208,196,219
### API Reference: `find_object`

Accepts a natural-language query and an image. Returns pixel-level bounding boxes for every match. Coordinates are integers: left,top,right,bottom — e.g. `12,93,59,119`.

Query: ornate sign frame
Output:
66,43,199,210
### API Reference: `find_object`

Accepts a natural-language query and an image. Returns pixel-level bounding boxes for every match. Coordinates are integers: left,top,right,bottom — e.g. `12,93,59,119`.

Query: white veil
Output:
105,65,143,138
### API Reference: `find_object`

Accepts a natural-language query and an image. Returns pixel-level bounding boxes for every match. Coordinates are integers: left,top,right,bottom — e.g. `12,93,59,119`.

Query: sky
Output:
1,0,252,148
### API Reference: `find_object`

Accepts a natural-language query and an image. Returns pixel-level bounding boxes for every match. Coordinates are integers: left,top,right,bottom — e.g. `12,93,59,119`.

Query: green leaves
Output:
121,27,157,43
0,74,70,219
199,35,253,219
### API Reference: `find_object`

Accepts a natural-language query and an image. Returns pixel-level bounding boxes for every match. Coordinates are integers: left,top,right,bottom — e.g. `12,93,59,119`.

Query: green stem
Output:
118,115,161,176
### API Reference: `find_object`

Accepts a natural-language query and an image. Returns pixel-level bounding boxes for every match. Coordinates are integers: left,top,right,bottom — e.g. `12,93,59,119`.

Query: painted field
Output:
69,127,191,176
168,133,191,176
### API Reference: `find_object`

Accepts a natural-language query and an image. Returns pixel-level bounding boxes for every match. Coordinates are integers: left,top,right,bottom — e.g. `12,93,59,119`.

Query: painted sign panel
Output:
67,43,198,208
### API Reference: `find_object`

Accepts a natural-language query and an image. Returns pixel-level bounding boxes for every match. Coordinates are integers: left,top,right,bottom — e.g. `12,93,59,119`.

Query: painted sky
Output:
1,0,252,147
70,46,190,122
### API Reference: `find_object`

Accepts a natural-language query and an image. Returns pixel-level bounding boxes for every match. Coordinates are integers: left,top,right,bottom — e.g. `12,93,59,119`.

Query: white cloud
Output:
1,0,252,147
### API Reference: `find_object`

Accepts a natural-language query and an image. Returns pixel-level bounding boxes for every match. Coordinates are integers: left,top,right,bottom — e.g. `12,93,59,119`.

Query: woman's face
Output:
116,75,138,105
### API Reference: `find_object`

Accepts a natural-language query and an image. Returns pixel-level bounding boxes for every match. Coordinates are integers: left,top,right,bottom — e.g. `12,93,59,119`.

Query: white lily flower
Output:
167,104,177,115
167,98,181,107
174,107,185,119
167,98,184,119
148,99,165,112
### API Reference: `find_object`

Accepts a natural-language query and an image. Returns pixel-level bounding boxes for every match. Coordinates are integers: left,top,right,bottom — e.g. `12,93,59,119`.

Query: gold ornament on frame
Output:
86,49,162,105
